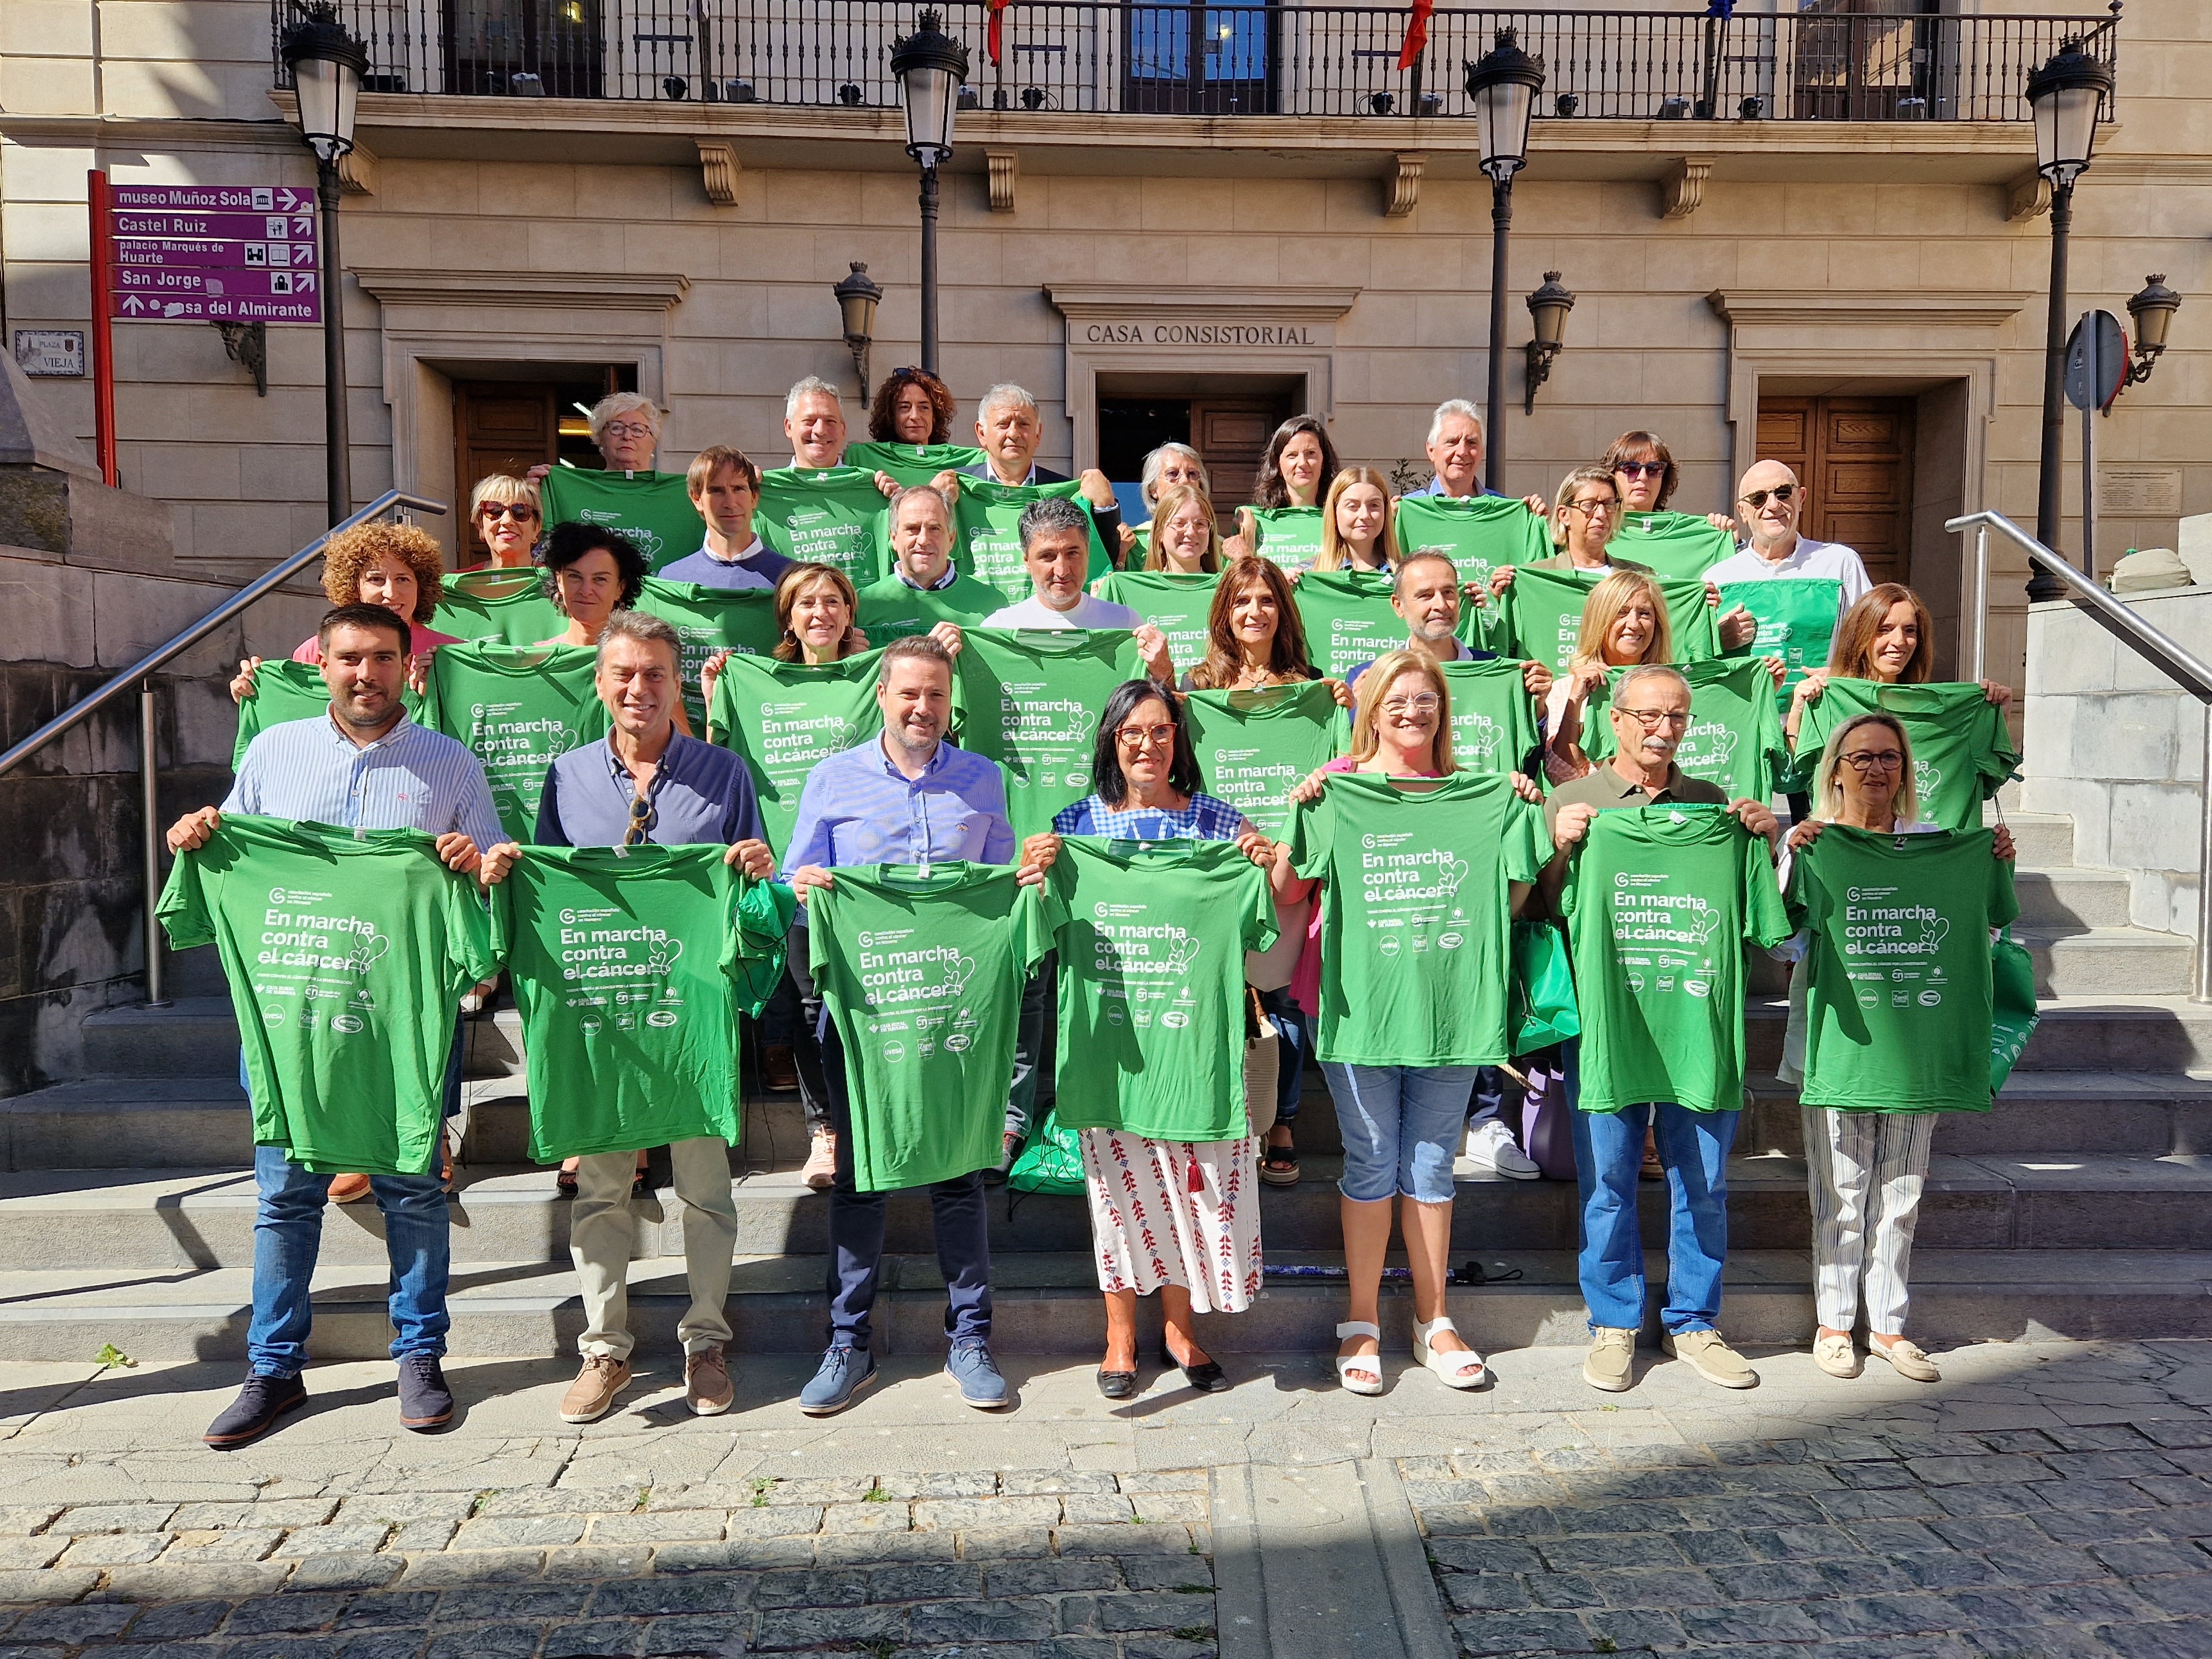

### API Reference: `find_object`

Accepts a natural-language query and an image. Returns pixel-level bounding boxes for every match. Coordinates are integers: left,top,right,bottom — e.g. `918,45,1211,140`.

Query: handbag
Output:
1244,998,1280,1141
1005,1108,1086,1196
1509,920,1581,1055
1245,896,1310,994
1989,927,2039,1092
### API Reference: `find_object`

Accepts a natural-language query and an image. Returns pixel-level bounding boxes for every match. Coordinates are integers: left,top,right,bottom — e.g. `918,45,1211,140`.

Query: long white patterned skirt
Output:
1078,1129,1263,1313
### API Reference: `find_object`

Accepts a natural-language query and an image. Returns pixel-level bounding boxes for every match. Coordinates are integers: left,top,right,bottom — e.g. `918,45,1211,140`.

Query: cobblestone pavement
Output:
0,1339,2194,1655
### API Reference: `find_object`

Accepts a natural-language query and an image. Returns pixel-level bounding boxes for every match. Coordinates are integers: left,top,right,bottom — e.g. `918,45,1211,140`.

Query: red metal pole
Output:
86,169,118,488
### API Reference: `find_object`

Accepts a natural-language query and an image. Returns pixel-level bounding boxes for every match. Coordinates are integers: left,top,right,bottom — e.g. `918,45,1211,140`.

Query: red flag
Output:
1395,0,1433,71
987,0,1011,66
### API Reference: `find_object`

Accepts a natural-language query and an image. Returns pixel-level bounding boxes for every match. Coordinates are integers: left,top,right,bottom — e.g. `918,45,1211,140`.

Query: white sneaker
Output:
1463,1118,1540,1180
801,1129,837,1191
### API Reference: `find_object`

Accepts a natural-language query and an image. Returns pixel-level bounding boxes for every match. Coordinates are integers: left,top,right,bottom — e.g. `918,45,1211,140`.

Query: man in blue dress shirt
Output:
780,633,1030,1416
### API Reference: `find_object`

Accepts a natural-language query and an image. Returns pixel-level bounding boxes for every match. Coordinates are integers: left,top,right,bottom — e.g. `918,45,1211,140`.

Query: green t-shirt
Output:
704,648,886,857
432,568,565,646
1093,570,1220,675
1500,566,1719,672
755,466,891,586
1293,569,1405,680
233,661,426,770
953,477,1112,602
1437,658,1542,778
809,863,1050,1191
852,569,1004,643
952,628,1144,842
1717,577,1842,712
1286,771,1548,1068
539,468,705,573
1560,805,1791,1114
1788,826,2020,1115
1244,507,1326,572
1036,837,1277,1142
1185,681,1342,838
843,441,989,487
1585,657,1787,804
155,816,495,1175
491,846,792,1161
1791,679,2021,832
1394,494,1553,591
634,577,784,733
422,643,609,844
1608,510,1735,580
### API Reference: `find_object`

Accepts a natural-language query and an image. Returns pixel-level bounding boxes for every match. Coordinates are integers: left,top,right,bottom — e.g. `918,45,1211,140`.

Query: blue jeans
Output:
1469,1065,1505,1130
1571,1099,1737,1335
1260,987,1310,1126
1323,1063,1476,1203
247,1144,451,1377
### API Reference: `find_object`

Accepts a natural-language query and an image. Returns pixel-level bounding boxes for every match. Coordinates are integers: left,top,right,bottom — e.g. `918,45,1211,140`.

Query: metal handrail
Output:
0,489,447,1006
1947,508,2212,1003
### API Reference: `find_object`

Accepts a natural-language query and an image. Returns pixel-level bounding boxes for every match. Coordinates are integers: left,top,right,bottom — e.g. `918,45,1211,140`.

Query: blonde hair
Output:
1142,484,1223,573
1314,466,1401,571
587,392,663,448
1550,463,1620,550
1347,649,1455,777
467,472,540,519
1570,569,1673,674
1812,711,1922,825
320,521,445,624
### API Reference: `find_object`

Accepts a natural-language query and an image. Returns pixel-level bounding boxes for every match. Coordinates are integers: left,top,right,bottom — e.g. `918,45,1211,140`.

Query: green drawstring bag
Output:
1006,1107,1086,1196
1990,928,2039,1092
1510,920,1581,1055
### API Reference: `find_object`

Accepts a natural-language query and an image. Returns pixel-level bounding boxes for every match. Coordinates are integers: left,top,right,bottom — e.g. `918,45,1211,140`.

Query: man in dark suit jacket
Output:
960,382,1124,558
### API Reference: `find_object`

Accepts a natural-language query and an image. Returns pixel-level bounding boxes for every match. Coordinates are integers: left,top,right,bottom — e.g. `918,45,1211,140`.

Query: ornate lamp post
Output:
1465,29,1543,493
890,11,969,377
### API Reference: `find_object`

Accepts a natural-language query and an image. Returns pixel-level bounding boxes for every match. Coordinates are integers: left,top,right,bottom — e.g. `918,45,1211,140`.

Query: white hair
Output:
1426,399,1484,450
1139,443,1208,512
1615,662,1689,706
588,392,663,446
785,375,844,422
890,483,953,527
977,382,1039,423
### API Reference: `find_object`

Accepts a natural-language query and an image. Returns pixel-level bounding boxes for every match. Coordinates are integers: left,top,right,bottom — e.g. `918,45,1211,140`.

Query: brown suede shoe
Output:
328,1173,372,1204
559,1354,631,1424
686,1347,734,1416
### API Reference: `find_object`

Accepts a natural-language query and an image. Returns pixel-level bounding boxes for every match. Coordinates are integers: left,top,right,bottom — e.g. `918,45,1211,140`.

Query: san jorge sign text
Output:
1082,322,1318,346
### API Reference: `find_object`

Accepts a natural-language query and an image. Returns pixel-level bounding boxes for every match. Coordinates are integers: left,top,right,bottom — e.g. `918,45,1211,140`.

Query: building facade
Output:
2,0,2207,692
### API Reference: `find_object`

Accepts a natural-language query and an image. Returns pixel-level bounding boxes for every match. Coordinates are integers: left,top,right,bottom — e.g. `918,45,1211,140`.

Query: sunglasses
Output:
1615,460,1666,478
623,792,656,848
479,502,539,521
1740,484,1798,509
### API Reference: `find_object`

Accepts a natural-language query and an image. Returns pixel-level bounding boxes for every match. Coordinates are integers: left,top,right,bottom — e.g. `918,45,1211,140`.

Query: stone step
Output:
0,1246,2201,1363
1995,810,2075,868
1,1144,2207,1271
1739,1071,2212,1159
2016,925,2195,998
2012,865,2135,930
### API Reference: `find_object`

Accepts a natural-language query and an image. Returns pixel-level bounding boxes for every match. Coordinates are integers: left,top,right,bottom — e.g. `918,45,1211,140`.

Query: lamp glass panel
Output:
1477,79,1533,169
2052,82,2101,171
1532,301,1568,347
293,56,345,144
902,63,959,157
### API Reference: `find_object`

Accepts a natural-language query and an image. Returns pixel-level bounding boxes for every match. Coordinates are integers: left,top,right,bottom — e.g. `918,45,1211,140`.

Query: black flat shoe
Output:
1159,1345,1230,1394
1096,1368,1138,1400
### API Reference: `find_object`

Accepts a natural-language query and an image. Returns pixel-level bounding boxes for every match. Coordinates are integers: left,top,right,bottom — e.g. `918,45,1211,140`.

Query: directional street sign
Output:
98,182,321,325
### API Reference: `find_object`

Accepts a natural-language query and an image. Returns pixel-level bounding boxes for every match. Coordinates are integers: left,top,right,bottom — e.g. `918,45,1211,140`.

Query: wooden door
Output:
1755,394,1914,589
1190,394,1295,512
453,382,558,561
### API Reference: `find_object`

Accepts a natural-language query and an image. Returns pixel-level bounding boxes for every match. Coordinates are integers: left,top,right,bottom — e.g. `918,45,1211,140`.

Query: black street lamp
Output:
2122,274,2182,389
280,2,368,526
833,262,884,401
1465,28,1543,493
2025,36,2112,599
1523,271,1575,415
890,10,969,378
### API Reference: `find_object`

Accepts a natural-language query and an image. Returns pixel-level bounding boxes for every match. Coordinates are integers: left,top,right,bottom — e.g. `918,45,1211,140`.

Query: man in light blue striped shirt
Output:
167,602,499,1449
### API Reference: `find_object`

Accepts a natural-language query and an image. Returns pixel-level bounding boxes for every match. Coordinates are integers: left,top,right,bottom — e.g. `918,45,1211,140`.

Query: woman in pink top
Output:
229,521,460,702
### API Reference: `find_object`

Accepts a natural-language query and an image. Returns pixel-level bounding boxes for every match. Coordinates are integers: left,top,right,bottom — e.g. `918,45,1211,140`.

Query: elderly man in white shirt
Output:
1706,460,1874,604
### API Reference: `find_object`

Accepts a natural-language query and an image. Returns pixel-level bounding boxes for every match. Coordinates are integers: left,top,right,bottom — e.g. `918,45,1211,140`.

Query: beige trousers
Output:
571,1137,738,1360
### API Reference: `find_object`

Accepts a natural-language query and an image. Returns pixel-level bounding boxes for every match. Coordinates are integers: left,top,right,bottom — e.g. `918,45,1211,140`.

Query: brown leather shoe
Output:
559,1353,631,1424
764,1044,800,1093
328,1173,372,1204
686,1346,734,1416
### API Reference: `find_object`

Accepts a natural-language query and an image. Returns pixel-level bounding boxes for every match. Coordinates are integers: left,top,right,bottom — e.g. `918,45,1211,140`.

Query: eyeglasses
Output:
623,792,657,848
1615,707,1691,728
478,502,539,521
1615,461,1666,478
1114,723,1177,748
1839,750,1905,773
1379,693,1442,715
1740,484,1798,509
601,421,655,441
1566,497,1618,518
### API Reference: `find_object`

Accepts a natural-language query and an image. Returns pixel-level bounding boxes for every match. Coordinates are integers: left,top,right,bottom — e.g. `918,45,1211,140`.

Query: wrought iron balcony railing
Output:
279,1,2119,124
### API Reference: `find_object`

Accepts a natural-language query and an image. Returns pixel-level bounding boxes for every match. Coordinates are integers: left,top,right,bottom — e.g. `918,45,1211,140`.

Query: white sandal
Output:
1413,1316,1488,1390
1334,1321,1384,1396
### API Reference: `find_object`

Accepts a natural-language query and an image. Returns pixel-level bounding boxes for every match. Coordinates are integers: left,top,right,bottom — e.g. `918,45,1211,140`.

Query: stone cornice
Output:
353,269,691,310
1045,285,1360,323
1707,291,2031,331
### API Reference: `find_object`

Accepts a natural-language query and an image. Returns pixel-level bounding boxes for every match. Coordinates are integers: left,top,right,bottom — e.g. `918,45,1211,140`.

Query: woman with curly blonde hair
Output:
228,521,460,703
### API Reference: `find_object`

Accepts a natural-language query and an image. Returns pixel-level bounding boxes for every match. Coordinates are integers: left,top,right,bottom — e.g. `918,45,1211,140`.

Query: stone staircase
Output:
1,806,2205,1365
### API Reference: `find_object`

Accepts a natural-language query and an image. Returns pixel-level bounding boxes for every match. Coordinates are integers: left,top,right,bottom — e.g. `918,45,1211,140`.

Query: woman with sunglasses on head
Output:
1022,682,1295,1399
1778,712,2014,1384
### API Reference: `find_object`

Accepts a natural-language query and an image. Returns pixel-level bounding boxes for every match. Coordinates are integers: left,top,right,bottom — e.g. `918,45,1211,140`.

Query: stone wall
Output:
2022,587,2209,941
